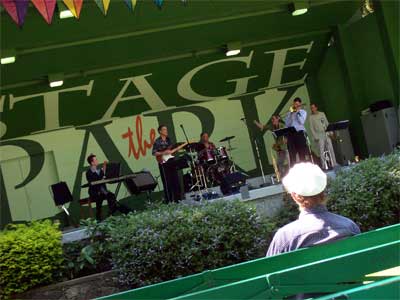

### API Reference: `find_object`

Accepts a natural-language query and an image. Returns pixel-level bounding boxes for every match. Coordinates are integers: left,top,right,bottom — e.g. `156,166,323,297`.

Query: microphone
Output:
180,124,184,128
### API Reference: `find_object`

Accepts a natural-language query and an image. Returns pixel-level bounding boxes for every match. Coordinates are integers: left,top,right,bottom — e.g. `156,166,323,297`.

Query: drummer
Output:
199,132,216,151
198,132,217,165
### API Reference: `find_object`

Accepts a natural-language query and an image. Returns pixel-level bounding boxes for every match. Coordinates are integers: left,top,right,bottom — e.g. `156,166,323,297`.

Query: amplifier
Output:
124,172,158,195
220,172,247,195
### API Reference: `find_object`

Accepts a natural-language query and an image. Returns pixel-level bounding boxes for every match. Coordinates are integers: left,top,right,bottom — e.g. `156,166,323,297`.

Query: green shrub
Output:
62,238,112,280
87,200,274,288
0,220,64,299
327,151,400,232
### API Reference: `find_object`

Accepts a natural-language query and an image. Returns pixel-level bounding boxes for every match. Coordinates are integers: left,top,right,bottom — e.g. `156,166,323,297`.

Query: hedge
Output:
327,151,400,231
85,200,275,288
0,220,64,299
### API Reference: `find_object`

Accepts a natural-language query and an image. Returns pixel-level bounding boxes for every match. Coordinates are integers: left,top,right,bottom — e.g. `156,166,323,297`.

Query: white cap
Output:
282,162,327,196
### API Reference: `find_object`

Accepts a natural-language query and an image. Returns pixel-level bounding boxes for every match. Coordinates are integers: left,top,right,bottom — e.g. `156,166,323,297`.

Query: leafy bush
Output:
86,200,274,288
62,238,112,280
0,220,64,299
327,151,400,231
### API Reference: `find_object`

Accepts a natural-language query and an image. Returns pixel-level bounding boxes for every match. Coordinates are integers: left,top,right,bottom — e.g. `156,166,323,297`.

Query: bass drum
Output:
206,160,233,186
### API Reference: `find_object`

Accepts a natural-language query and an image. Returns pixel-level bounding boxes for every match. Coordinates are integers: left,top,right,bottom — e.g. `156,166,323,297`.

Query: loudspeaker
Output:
331,128,355,165
220,172,247,195
369,100,392,113
124,172,158,195
361,107,399,156
50,182,73,205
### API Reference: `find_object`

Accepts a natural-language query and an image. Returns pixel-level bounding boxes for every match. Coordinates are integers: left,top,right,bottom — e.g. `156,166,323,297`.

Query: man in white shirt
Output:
309,104,337,168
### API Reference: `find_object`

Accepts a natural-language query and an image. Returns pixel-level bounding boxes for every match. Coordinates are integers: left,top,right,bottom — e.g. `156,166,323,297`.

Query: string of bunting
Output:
0,0,187,27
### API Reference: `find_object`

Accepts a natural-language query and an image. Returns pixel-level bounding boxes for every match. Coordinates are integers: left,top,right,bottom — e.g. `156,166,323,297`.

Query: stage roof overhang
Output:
1,0,362,89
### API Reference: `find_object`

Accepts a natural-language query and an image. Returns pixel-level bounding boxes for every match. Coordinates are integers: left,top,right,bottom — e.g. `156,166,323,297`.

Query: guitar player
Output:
152,125,182,203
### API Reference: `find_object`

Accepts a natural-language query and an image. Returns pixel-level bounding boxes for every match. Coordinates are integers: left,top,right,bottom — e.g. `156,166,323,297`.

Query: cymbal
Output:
219,136,235,143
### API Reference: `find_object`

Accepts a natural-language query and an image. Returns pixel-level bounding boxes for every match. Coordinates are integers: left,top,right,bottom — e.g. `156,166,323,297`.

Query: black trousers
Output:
159,161,181,203
92,191,130,221
287,130,308,166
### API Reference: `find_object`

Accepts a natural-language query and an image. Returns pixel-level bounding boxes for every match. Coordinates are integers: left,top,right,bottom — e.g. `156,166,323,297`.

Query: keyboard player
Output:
86,154,129,221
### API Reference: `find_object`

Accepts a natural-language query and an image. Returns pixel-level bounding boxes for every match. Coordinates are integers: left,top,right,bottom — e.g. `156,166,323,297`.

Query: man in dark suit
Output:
86,154,127,221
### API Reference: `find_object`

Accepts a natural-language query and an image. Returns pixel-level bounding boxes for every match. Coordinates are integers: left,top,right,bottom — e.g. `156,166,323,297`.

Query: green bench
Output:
98,223,400,300
171,240,399,299
315,276,400,300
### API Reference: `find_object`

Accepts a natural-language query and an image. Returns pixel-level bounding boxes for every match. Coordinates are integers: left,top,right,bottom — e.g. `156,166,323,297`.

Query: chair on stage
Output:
78,197,94,219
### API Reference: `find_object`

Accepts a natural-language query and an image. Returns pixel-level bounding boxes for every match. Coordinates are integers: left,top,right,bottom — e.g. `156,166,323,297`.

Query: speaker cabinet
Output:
220,172,247,195
361,107,399,156
331,128,355,165
124,172,158,195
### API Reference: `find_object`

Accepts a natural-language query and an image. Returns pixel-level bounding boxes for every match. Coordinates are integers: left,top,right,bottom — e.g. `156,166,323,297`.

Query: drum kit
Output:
182,135,237,192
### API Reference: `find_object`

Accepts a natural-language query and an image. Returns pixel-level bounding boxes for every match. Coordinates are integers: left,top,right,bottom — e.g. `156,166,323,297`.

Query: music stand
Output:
49,182,73,216
272,126,297,139
105,162,121,179
326,120,350,132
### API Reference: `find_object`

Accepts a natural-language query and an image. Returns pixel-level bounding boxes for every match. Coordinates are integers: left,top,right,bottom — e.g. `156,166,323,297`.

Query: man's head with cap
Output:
282,162,327,209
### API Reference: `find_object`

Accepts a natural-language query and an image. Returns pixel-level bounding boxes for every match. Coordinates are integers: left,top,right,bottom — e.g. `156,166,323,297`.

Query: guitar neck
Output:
171,142,188,154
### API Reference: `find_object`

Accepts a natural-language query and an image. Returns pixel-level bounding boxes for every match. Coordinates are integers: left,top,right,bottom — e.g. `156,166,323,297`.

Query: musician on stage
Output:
309,103,337,168
152,125,181,203
86,154,129,221
199,132,216,150
284,97,309,164
254,115,288,178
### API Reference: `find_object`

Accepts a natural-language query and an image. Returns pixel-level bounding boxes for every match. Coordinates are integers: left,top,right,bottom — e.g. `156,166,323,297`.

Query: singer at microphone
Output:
284,97,308,164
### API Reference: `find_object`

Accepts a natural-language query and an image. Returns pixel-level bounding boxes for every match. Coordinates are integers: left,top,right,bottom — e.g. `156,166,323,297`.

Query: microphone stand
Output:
179,125,207,200
241,119,267,187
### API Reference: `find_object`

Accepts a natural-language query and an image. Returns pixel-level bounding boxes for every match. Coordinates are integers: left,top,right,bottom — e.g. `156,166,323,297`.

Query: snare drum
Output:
216,146,228,161
200,149,216,164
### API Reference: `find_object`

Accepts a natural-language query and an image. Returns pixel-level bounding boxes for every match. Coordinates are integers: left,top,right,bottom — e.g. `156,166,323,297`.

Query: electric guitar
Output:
156,141,192,164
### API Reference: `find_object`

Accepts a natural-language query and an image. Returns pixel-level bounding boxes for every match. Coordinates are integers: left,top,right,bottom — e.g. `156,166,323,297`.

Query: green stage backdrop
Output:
0,1,398,227
0,41,316,225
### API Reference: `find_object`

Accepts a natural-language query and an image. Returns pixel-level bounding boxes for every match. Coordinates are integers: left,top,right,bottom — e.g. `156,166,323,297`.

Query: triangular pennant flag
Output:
31,0,57,24
154,0,163,9
0,0,19,25
94,0,110,15
62,0,83,18
124,0,136,12
1,0,29,26
15,0,29,25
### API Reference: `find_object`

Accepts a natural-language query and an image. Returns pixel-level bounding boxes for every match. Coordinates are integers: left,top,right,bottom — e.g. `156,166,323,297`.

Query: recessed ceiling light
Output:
225,42,241,57
57,0,74,19
48,73,64,88
60,10,74,19
1,49,16,65
289,2,309,16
